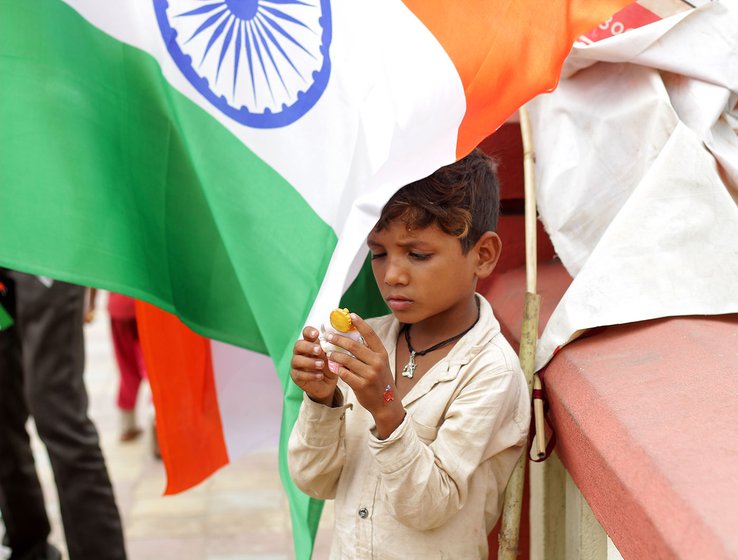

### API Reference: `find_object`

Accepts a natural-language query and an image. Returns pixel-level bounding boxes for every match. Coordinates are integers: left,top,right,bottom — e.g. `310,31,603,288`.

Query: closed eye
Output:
370,252,386,260
410,252,432,261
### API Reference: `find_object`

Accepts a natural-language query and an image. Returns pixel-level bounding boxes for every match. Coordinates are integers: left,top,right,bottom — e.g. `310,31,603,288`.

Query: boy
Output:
288,149,530,559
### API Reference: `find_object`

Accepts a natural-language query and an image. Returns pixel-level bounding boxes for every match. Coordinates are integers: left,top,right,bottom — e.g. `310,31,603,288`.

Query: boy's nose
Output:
383,260,408,286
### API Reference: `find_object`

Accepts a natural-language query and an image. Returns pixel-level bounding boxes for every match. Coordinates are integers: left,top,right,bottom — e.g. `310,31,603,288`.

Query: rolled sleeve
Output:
368,413,423,473
288,392,352,499
294,392,352,447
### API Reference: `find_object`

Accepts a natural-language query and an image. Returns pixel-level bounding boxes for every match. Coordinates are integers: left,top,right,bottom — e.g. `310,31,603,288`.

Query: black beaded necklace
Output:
400,299,481,379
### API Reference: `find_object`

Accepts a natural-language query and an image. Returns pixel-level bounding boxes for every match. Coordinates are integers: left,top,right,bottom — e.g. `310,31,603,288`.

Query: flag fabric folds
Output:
0,0,630,556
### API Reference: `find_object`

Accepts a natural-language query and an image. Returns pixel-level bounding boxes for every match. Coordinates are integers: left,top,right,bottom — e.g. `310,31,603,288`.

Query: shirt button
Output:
358,507,369,519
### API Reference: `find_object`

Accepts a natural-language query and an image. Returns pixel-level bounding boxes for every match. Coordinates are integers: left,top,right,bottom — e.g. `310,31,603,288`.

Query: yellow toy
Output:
320,307,363,355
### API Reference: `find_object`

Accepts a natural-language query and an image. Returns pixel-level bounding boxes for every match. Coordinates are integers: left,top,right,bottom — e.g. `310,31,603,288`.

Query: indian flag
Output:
0,0,629,556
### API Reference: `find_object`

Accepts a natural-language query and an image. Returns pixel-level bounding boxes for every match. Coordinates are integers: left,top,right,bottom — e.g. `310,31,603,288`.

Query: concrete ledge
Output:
483,261,738,560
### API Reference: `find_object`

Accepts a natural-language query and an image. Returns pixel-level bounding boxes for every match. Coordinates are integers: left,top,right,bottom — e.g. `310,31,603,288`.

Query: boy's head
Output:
368,150,502,325
373,148,500,253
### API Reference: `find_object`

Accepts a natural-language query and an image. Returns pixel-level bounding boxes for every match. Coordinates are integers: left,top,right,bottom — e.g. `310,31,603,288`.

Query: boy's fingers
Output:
326,350,363,377
324,334,369,362
291,355,325,372
349,314,383,353
332,361,363,391
295,339,326,358
302,325,320,342
327,350,381,385
291,370,325,383
324,323,388,370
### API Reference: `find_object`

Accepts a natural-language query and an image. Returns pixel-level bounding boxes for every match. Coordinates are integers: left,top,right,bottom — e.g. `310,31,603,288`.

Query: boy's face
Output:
367,220,486,326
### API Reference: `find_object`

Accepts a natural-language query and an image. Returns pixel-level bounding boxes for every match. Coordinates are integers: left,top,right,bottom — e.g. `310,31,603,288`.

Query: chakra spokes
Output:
155,0,331,127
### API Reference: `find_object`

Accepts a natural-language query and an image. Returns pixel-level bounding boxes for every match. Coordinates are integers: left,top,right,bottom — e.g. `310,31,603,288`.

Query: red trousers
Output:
110,318,146,411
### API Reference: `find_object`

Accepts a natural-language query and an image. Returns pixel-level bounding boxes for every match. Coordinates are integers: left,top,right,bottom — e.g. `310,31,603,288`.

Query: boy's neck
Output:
406,294,479,349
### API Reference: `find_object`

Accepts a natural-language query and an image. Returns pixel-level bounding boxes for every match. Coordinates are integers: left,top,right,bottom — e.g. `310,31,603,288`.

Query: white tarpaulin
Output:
531,0,738,370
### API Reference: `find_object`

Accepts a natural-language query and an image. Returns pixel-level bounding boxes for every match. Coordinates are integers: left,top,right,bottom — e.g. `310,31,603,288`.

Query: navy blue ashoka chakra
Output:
154,0,332,128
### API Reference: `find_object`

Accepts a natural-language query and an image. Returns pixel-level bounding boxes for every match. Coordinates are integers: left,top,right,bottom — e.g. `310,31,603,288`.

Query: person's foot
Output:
119,409,141,442
40,543,61,560
119,427,143,442
9,542,62,560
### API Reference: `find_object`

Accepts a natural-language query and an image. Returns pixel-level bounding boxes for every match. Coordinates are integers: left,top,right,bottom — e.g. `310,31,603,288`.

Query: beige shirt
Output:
288,296,530,559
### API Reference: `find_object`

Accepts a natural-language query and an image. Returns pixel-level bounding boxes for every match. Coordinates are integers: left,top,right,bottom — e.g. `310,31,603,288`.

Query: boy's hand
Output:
290,326,339,407
325,314,405,439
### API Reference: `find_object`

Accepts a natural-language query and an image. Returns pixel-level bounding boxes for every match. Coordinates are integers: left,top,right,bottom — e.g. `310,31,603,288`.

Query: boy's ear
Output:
474,231,502,279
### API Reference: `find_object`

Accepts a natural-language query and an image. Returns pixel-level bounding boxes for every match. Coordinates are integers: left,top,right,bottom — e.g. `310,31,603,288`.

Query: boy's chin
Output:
389,308,419,324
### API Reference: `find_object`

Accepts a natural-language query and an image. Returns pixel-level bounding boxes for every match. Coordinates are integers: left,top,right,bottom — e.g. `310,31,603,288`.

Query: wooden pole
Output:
498,291,540,560
522,107,537,296
497,105,544,559
518,104,547,459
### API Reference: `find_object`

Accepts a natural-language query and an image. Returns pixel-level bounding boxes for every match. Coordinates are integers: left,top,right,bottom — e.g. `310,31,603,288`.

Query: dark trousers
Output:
0,271,126,560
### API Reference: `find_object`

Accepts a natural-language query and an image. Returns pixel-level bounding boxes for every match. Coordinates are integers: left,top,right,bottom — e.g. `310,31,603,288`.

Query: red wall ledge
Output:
482,260,738,560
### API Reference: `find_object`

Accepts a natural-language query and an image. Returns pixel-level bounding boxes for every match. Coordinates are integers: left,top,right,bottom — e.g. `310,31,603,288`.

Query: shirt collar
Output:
377,294,501,405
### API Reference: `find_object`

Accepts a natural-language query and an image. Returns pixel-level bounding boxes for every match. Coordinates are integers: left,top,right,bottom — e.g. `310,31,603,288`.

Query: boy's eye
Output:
409,252,432,261
370,252,386,260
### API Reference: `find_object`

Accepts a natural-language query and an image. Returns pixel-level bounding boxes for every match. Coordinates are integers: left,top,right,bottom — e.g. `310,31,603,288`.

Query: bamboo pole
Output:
518,105,547,459
498,292,540,560
520,101,546,459
522,107,537,296
497,105,544,560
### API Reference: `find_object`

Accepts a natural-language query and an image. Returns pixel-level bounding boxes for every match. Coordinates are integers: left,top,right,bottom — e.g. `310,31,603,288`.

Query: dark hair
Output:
373,149,500,253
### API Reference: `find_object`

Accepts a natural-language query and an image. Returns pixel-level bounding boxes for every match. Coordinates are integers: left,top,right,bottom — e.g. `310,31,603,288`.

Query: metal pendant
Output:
401,351,417,379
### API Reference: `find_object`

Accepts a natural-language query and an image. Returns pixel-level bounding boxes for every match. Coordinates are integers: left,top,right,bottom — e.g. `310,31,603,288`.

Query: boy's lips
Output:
387,296,413,311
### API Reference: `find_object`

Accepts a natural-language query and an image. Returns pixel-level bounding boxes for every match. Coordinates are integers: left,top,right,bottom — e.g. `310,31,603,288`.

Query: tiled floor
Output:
14,303,333,559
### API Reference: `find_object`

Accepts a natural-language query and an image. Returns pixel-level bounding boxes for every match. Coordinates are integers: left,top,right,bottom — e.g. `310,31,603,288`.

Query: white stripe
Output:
210,340,283,459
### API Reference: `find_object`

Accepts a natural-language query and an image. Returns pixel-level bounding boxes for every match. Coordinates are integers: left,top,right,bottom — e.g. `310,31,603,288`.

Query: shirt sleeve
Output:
368,363,527,530
287,391,352,500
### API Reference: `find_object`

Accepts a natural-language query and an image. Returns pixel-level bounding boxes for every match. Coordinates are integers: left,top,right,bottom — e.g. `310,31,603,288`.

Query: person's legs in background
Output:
0,270,59,560
110,317,145,441
5,272,126,560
